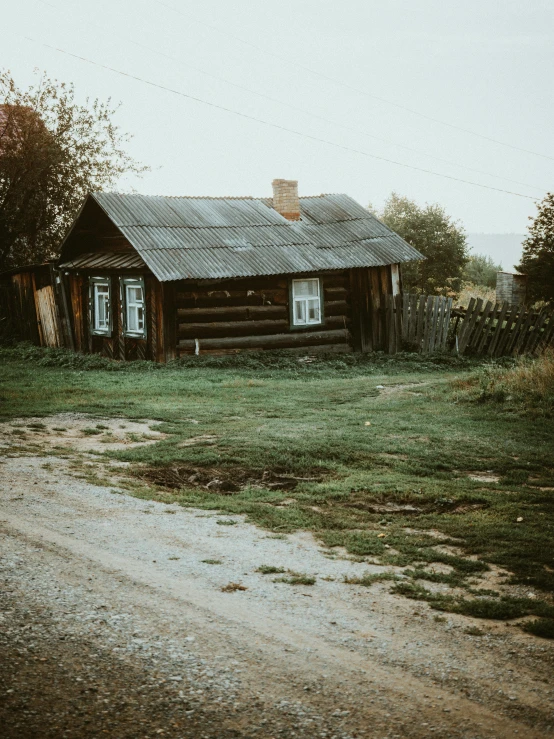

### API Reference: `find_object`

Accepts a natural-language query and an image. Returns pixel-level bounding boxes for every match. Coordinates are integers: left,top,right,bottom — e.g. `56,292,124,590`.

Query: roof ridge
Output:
94,191,348,201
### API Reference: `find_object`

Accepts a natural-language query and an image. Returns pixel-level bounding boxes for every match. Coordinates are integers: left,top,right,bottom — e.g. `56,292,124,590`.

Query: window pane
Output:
127,305,138,332
130,286,143,303
98,295,106,327
137,307,144,330
307,298,320,322
94,283,109,331
293,279,318,298
295,300,306,324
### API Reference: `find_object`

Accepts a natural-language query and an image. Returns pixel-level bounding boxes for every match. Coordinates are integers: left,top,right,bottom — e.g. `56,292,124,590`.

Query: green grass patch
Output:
1,343,553,636
521,618,554,639
257,565,286,575
343,571,401,586
275,572,316,586
391,581,554,622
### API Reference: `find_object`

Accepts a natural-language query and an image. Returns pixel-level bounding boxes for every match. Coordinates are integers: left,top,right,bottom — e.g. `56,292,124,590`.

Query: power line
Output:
30,0,549,191
22,35,539,201
153,0,554,163
69,1,543,193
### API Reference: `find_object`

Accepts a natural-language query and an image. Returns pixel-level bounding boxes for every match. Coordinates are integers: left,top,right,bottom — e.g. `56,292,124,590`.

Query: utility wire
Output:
23,34,538,201
31,0,549,191
46,0,541,194
153,0,554,163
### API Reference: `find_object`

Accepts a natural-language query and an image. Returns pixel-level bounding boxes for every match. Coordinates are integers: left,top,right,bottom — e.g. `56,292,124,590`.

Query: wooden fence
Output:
386,294,453,353
455,298,554,357
386,293,554,356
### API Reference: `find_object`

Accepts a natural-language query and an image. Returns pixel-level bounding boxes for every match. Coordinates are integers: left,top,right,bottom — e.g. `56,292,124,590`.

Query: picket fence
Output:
385,293,554,356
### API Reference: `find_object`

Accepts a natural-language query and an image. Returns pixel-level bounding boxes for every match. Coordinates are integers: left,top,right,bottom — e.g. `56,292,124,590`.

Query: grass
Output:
391,581,554,621
343,571,401,586
274,572,316,586
202,559,222,565
454,349,554,416
521,618,554,639
257,565,286,574
1,343,553,635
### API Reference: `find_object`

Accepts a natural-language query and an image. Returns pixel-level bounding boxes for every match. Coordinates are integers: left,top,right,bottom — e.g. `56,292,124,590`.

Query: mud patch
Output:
138,465,328,494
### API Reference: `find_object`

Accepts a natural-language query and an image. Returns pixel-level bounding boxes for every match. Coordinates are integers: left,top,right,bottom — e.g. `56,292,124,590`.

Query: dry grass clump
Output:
480,349,554,414
457,282,496,308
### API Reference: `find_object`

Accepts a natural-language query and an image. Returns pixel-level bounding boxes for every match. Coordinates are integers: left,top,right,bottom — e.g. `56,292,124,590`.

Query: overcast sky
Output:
2,0,553,253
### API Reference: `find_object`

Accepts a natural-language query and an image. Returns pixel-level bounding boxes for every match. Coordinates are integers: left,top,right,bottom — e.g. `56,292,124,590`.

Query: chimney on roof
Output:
272,179,300,221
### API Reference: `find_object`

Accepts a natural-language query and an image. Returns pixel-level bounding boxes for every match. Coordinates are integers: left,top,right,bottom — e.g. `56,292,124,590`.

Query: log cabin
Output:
1,179,424,360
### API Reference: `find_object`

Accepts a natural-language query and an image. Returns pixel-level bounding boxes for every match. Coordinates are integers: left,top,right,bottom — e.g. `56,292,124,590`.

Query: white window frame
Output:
291,277,323,327
121,277,146,338
90,277,111,336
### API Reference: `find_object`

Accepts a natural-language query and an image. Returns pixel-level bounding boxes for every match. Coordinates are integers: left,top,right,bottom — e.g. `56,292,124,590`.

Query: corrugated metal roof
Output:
59,251,146,270
85,192,423,282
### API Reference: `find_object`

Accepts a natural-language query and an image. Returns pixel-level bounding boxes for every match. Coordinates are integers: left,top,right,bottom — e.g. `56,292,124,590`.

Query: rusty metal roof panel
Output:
87,192,423,281
59,251,146,270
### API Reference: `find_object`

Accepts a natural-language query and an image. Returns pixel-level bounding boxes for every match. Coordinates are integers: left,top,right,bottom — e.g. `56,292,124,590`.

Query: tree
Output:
517,192,554,305
376,193,468,296
0,70,146,272
462,253,502,289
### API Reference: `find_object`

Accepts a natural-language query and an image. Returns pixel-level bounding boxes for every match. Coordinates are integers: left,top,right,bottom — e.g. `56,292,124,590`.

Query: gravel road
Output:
1,418,553,738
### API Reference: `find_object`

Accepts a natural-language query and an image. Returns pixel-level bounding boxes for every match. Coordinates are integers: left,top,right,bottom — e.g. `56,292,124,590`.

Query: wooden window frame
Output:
89,276,112,337
289,277,324,329
120,276,147,339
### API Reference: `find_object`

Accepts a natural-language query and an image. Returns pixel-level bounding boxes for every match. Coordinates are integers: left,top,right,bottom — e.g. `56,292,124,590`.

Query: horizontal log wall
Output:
174,273,352,355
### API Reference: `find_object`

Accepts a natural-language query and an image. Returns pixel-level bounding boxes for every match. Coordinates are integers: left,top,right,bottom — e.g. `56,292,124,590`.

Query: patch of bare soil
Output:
139,465,327,494
467,472,501,483
1,414,166,453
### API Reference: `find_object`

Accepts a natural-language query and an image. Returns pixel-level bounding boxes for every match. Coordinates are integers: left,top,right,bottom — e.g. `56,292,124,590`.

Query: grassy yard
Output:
1,345,553,635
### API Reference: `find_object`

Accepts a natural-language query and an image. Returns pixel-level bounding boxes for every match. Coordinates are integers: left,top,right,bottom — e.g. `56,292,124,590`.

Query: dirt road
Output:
1,419,553,738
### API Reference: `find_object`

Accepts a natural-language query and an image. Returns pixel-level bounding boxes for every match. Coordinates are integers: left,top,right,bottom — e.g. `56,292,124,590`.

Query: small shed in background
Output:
496,271,527,306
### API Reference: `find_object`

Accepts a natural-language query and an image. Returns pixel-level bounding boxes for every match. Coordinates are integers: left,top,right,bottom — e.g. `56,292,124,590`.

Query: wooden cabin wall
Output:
349,265,393,353
174,271,353,356
67,272,164,361
5,272,41,344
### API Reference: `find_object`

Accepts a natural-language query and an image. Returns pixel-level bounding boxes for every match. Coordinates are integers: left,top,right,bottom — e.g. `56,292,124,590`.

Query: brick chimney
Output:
272,179,300,221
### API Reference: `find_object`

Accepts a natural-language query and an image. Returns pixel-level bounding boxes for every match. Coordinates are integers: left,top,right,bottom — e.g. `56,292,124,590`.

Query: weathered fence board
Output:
455,301,554,357
385,293,553,356
387,294,453,354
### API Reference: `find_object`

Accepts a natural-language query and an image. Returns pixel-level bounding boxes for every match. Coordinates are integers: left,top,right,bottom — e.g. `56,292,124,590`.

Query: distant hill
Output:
466,233,525,272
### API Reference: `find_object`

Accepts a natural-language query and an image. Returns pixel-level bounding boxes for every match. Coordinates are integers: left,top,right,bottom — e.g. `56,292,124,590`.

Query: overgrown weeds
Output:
454,349,554,416
0,342,486,377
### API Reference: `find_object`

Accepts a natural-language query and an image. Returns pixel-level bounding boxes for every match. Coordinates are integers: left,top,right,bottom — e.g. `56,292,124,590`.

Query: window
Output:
90,278,111,336
121,277,146,337
291,278,322,326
